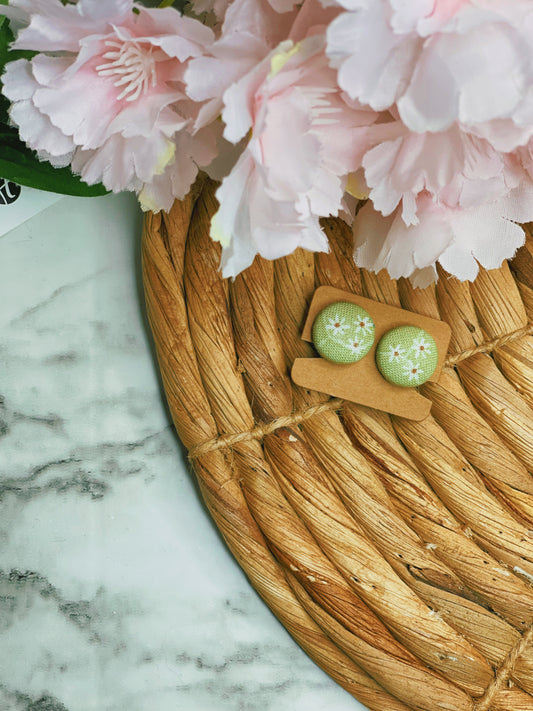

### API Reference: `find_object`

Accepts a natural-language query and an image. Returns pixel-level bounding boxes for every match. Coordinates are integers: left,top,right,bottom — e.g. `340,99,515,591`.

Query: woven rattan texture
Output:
142,178,533,711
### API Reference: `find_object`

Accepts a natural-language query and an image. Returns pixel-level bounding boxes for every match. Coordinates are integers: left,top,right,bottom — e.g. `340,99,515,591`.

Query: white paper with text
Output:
0,179,63,237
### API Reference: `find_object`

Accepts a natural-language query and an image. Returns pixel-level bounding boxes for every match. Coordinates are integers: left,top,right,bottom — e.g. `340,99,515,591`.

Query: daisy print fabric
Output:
376,326,438,387
312,301,375,364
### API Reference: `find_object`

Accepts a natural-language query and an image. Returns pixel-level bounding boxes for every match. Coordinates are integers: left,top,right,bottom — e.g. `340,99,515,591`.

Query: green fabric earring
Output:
375,326,438,387
312,302,375,364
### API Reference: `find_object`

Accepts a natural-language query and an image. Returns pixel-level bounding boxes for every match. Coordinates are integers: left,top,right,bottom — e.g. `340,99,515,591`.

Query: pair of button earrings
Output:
312,301,438,387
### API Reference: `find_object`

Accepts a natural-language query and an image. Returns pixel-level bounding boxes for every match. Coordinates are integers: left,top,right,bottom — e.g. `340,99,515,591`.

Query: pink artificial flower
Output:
138,119,222,212
1,0,217,206
389,0,470,35
185,0,298,131
327,0,533,140
347,114,533,285
362,122,524,225
210,34,378,277
326,0,422,112
353,181,533,287
321,0,533,284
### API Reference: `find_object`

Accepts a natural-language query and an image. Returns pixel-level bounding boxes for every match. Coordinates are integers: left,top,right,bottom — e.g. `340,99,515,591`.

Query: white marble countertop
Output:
0,193,367,711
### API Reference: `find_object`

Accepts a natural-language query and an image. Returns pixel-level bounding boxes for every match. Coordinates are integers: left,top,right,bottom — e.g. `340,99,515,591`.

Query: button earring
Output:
312,302,375,364
375,326,438,387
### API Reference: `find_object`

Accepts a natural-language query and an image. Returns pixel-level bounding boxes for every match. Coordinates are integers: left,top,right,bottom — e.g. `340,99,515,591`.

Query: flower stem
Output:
158,0,176,7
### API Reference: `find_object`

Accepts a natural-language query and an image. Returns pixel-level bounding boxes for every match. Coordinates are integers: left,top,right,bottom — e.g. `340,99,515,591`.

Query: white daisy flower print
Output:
346,338,364,355
387,344,406,363
411,334,433,359
403,360,424,383
354,313,374,334
326,314,350,336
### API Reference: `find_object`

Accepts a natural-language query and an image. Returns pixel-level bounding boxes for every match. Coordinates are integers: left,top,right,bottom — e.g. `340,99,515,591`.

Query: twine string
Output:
188,322,533,460
473,623,533,711
189,398,344,460
446,322,533,366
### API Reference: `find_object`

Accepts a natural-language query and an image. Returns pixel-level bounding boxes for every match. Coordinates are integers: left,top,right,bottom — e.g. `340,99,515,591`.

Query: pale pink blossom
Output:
138,122,222,212
1,0,217,204
348,117,533,285
362,123,524,225
210,35,378,276
327,0,533,140
1,0,134,50
326,0,422,111
3,0,533,288
321,0,533,284
185,0,297,131
390,0,470,35
353,182,533,287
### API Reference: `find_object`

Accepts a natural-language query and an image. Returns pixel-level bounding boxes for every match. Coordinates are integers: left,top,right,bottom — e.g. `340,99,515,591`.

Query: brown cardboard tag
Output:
291,286,451,421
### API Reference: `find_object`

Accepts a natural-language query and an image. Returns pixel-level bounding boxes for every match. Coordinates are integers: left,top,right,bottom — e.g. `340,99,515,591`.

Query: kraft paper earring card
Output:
291,286,452,421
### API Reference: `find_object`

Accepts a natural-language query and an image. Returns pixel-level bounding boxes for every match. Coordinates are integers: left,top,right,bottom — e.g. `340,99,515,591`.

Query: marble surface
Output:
0,194,367,711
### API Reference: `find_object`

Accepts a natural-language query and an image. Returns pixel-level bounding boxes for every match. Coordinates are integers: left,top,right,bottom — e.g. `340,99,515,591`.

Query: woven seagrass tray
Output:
142,177,533,711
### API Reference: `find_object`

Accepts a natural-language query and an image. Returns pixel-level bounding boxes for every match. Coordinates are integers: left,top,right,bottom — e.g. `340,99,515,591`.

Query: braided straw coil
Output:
142,177,533,711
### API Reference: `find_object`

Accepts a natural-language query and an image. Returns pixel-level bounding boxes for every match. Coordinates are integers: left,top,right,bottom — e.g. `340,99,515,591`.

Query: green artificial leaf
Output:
0,15,10,73
0,94,8,126
0,144,108,196
0,15,39,123
158,0,189,12
0,16,16,128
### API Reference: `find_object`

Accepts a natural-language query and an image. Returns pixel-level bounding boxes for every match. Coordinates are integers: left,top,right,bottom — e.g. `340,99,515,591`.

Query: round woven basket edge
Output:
141,177,533,711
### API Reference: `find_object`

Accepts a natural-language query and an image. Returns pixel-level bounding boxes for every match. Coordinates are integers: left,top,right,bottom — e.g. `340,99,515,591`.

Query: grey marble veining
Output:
0,194,365,711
